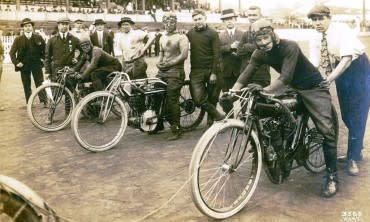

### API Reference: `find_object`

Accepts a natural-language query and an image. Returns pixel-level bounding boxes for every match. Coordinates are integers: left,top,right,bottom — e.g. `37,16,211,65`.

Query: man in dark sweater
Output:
45,17,80,81
232,19,339,198
9,18,46,105
187,9,223,124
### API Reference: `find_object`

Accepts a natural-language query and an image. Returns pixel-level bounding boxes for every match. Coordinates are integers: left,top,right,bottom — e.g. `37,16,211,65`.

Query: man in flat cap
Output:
90,19,114,55
187,9,224,125
45,17,80,81
70,19,84,39
10,18,46,106
218,9,244,114
117,17,155,79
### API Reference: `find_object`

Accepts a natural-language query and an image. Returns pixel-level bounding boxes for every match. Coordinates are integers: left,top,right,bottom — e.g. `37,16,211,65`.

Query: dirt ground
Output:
0,44,369,221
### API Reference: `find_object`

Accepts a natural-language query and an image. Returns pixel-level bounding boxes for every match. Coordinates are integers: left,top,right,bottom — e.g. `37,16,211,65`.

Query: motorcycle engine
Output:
140,110,158,132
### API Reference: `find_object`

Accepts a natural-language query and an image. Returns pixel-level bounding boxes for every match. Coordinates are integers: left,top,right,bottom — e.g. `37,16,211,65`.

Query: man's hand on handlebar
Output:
247,83,264,92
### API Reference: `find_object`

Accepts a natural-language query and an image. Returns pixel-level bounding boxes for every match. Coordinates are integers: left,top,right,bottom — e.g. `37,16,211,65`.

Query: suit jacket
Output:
44,33,80,75
219,29,244,78
90,31,114,56
9,33,45,71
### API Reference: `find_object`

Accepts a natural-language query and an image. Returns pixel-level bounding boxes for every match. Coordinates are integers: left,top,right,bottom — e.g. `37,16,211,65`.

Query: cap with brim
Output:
118,17,135,27
75,19,84,23
94,19,106,25
307,5,330,19
192,9,205,17
57,17,70,23
21,18,34,27
220,9,238,20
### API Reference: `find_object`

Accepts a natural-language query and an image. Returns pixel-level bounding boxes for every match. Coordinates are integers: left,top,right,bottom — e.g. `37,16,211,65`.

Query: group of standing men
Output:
6,6,370,197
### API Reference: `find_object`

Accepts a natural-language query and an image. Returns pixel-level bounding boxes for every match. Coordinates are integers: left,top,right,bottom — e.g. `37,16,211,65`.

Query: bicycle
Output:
27,67,94,132
71,72,205,152
188,86,338,219
0,175,59,222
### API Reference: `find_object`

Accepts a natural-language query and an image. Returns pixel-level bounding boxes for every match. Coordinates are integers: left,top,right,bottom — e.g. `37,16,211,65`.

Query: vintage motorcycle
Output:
71,72,205,152
189,86,338,219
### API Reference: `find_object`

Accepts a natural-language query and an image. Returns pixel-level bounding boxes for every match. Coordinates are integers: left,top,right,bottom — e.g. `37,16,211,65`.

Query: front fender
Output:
0,175,47,212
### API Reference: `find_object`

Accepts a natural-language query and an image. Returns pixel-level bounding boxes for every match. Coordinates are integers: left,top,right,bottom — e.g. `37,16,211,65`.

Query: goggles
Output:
252,27,273,39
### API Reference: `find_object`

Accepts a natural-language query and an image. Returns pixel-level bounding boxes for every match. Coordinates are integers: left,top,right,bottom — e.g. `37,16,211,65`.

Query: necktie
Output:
320,32,332,76
99,33,103,47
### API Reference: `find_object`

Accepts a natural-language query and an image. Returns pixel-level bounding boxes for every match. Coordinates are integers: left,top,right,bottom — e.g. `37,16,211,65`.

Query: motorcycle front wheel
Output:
189,119,262,219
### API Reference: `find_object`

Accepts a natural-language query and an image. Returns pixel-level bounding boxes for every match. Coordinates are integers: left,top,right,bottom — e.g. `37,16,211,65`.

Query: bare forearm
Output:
326,56,352,83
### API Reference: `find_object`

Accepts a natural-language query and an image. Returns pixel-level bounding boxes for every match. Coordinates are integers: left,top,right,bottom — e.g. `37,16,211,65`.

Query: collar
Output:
227,27,235,35
194,24,208,32
59,32,68,38
24,32,33,38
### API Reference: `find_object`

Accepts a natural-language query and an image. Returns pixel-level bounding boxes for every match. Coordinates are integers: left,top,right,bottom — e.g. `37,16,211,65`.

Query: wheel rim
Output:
29,84,73,131
74,94,127,151
196,125,259,214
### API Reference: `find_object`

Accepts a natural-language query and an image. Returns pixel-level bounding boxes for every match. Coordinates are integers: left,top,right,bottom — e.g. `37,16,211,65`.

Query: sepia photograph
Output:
0,0,369,221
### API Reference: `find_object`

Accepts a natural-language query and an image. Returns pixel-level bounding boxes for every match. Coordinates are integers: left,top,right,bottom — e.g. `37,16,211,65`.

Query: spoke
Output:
203,170,228,202
210,174,231,208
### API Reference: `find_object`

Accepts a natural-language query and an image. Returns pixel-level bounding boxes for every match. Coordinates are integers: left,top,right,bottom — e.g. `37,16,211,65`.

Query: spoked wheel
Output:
0,189,41,222
303,117,327,173
189,119,262,219
179,80,205,131
27,83,75,131
71,91,128,152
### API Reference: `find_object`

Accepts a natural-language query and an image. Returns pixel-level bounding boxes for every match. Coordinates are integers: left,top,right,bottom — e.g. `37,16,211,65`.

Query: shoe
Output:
321,170,339,198
45,118,52,125
202,102,224,122
337,155,347,163
0,105,5,111
347,159,359,176
167,125,182,141
207,115,214,127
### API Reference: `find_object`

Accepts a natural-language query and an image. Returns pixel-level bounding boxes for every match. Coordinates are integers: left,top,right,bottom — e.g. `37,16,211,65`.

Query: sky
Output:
204,0,369,14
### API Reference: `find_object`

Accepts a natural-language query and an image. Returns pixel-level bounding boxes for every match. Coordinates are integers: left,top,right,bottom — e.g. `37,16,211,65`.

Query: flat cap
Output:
307,5,330,18
192,9,205,17
57,17,71,23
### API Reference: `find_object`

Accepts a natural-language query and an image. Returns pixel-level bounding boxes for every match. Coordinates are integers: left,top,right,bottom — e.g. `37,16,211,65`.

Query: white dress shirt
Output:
24,32,32,39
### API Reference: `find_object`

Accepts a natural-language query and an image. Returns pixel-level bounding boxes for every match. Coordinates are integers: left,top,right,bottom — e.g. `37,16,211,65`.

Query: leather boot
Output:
321,169,339,198
202,102,224,121
167,125,182,141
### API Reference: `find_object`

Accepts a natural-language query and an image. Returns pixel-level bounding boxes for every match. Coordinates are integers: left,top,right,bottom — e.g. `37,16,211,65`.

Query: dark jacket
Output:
219,29,244,78
90,30,114,55
44,33,80,75
9,33,45,71
237,26,271,86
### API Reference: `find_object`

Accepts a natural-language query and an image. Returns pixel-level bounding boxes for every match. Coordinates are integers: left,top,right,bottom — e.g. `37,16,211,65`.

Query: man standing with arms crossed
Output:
156,12,189,140
187,9,224,125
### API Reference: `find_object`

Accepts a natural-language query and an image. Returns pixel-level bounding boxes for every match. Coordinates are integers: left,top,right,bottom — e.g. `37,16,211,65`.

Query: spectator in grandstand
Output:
156,12,189,140
117,17,155,79
70,19,84,39
187,9,224,125
9,18,46,106
5,5,12,12
218,9,244,114
44,17,80,81
90,19,114,55
74,35,122,91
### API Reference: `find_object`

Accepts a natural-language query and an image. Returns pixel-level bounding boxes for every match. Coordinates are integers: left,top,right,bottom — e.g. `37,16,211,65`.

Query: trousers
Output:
335,53,370,161
20,65,44,104
189,68,221,107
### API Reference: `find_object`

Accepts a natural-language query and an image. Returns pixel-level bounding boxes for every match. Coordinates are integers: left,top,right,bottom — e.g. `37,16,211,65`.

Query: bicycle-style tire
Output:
27,83,75,132
189,119,262,219
71,91,128,152
179,80,205,131
0,189,41,222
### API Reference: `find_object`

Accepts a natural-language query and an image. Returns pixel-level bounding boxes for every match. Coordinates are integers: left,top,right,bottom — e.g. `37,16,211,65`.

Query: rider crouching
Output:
74,35,122,91
231,19,339,198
